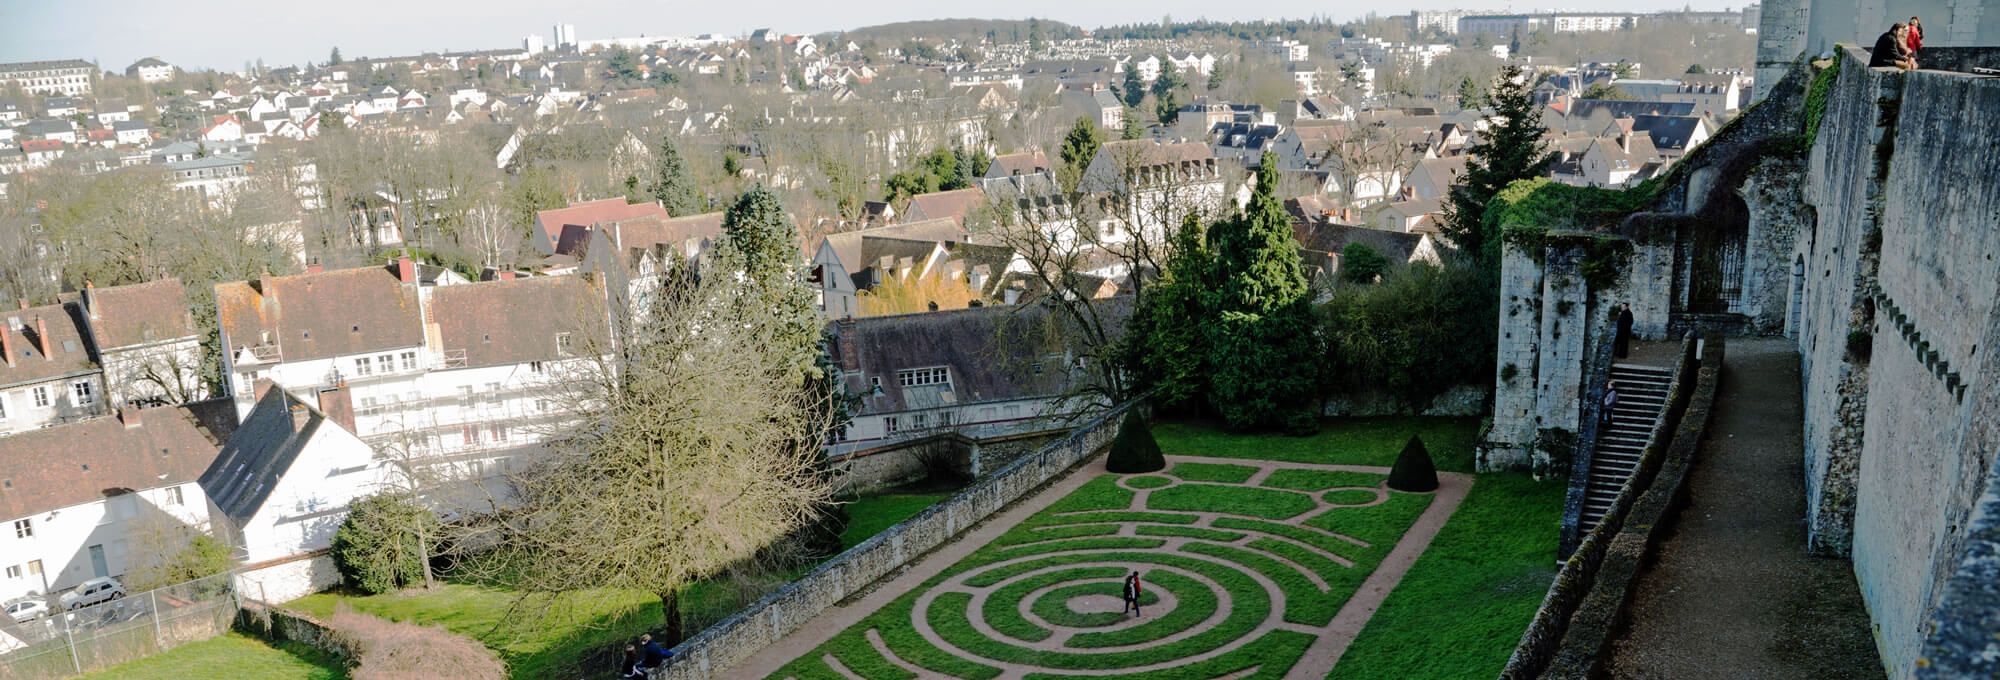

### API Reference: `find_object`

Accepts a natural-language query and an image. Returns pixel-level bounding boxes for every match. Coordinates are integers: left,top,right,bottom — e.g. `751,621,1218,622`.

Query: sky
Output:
1,0,1748,72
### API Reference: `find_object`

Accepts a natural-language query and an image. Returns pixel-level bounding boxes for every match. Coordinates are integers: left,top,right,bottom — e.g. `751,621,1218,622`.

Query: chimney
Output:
1,326,12,368
252,377,276,403
289,401,311,433
306,262,324,274
316,384,356,433
33,316,51,360
397,255,416,284
835,317,859,368
82,280,97,320
118,407,141,429
498,270,516,281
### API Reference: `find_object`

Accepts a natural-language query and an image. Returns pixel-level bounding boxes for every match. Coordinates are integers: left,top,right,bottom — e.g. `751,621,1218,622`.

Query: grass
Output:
1030,580,1163,628
80,632,346,680
1329,474,1564,680
288,487,951,680
1167,462,1259,483
1146,483,1319,520
1262,469,1388,492
1123,475,1173,489
1153,417,1481,472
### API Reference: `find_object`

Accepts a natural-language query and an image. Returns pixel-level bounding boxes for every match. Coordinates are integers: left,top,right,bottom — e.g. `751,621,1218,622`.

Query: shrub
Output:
1388,435,1440,492
126,531,236,592
1318,261,1496,411
331,493,440,595
1105,410,1166,473
330,608,506,680
1340,243,1390,284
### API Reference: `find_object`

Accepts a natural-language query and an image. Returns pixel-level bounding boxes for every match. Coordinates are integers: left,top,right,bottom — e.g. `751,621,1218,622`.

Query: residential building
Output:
1664,73,1747,120
125,58,175,83
1078,141,1226,254
0,60,95,97
0,402,236,606
201,386,386,601
531,197,672,255
215,260,609,472
78,279,208,408
0,302,106,434
824,302,1124,454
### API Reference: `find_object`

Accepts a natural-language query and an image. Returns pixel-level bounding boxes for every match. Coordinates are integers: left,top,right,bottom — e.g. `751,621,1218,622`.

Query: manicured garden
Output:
289,490,949,679
757,417,1559,679
79,633,346,680
764,418,1505,679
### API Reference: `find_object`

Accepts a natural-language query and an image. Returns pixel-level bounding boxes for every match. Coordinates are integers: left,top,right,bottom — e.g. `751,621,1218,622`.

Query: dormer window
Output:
555,332,573,356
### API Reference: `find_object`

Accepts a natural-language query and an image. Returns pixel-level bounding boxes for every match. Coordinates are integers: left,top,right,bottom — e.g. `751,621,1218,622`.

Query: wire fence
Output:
0,572,238,680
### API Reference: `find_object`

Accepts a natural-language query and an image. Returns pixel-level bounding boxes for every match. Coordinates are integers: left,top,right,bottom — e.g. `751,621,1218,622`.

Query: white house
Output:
125,58,176,84
1078,140,1227,252
201,386,387,602
0,403,234,607
79,279,209,409
0,301,107,435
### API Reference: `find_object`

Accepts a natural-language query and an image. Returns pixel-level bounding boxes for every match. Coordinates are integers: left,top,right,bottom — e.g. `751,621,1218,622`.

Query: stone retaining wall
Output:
652,399,1141,680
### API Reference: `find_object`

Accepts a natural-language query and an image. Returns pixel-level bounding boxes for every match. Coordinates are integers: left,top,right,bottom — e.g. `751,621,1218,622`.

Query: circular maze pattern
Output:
773,459,1441,680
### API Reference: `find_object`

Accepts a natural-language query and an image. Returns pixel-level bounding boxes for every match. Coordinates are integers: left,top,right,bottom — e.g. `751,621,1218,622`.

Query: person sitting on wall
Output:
1906,16,1924,66
1869,24,1916,70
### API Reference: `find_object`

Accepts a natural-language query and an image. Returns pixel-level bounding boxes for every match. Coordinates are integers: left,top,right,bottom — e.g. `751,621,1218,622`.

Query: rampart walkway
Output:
1604,338,1880,678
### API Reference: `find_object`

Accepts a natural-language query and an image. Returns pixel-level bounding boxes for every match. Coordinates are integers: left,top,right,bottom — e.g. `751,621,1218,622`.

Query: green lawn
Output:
81,632,346,680
1153,416,1482,471
289,490,950,680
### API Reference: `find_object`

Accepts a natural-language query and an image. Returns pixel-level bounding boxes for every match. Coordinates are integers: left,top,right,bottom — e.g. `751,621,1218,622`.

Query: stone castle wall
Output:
1804,48,2000,677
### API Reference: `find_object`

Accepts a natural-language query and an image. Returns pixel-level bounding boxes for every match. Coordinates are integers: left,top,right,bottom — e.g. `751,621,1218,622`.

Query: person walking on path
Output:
1615,304,1635,359
1870,24,1916,69
1602,380,1620,427
1122,572,1144,617
637,633,675,674
1906,17,1924,65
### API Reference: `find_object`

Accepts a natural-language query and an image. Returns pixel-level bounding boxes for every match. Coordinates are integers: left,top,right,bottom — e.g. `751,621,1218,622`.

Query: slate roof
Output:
0,400,236,520
829,302,1129,414
431,276,606,369
1293,221,1425,264
1564,99,1696,122
82,279,197,349
199,389,319,524
0,302,97,389
1630,114,1705,151
214,264,424,363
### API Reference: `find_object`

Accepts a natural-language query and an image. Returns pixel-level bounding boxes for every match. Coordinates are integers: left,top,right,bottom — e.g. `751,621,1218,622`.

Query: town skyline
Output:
2,0,1752,71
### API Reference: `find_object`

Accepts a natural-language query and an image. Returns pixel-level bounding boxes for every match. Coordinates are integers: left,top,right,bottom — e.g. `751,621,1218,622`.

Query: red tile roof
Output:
214,265,424,363
0,401,236,519
533,198,670,250
82,279,197,349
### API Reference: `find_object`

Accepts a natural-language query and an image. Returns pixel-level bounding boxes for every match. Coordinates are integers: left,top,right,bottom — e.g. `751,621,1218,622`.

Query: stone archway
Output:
1685,191,1750,315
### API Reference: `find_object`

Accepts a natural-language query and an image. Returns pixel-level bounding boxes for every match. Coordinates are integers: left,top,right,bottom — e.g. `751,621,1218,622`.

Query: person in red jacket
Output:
1122,571,1144,617
1907,16,1924,66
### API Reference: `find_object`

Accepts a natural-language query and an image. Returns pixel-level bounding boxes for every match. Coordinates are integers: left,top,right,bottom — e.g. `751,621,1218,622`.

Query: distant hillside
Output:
831,18,1084,44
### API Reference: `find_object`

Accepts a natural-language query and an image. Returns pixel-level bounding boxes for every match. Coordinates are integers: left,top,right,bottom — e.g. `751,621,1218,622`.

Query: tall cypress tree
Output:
648,133,704,216
1206,153,1320,432
1122,66,1147,108
1125,213,1212,413
1444,64,1551,263
1057,117,1104,195
717,185,823,382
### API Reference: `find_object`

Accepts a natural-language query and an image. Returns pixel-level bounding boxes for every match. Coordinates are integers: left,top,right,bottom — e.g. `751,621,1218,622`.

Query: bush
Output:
1340,243,1391,284
1388,435,1440,492
1105,410,1166,473
330,607,506,680
126,532,235,592
331,493,440,595
1318,261,1495,411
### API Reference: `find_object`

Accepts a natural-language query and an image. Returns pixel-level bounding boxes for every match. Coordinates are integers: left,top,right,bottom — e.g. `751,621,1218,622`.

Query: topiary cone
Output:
1105,410,1166,473
1387,435,1439,492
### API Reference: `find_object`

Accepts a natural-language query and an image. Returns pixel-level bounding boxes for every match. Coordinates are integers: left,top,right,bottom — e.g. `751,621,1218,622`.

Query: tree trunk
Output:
658,590,685,646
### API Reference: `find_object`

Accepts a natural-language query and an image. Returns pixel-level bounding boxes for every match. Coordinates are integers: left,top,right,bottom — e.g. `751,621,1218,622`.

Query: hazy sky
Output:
2,0,1746,72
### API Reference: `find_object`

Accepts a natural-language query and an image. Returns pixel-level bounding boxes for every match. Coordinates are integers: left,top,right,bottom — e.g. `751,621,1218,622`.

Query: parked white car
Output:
3,598,49,621
59,578,125,611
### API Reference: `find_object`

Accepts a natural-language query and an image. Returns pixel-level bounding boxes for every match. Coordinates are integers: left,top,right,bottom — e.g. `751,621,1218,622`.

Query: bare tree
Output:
460,268,836,645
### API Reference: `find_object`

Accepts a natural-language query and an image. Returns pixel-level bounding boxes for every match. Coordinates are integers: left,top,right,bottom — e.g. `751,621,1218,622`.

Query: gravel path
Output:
1604,338,1882,679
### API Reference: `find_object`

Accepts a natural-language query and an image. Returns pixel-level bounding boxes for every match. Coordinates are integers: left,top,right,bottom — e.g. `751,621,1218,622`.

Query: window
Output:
884,416,901,434
12,519,30,539
32,386,49,408
911,413,929,429
832,425,849,442
165,486,183,506
939,411,955,427
378,354,395,373
0,395,7,420
897,367,950,388
3,565,17,580
26,560,39,576
530,361,545,374
555,332,573,357
490,425,510,443
400,351,417,371
536,399,551,413
71,381,93,405
354,357,373,376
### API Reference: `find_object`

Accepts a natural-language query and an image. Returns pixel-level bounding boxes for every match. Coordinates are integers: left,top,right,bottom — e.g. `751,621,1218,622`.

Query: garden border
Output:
653,398,1144,680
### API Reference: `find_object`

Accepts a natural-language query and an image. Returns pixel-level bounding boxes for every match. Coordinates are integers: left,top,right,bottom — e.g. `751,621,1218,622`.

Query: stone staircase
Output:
1579,363,1674,532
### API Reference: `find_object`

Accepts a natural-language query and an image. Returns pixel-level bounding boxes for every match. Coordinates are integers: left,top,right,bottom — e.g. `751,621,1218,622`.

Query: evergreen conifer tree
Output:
1387,435,1440,492
1125,214,1212,412
1057,117,1104,195
648,134,703,216
1105,409,1166,473
718,185,824,382
1445,64,1551,263
1122,66,1147,108
1206,153,1321,432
